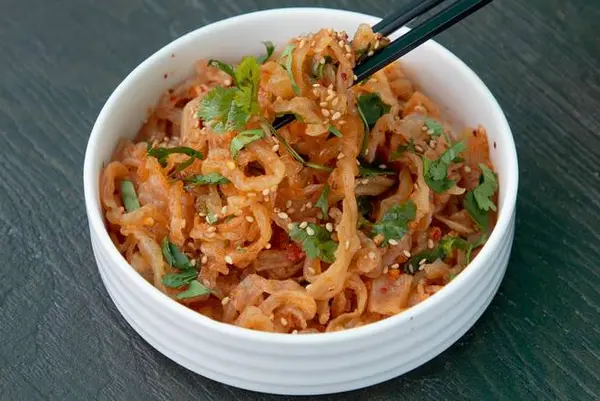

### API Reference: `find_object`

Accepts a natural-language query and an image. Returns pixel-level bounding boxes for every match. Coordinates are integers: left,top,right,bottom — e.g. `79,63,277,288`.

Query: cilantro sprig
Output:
464,164,498,230
197,56,260,133
357,92,391,155
424,117,444,137
289,223,338,263
147,145,204,174
279,44,300,95
328,125,343,138
256,41,275,64
183,173,230,189
230,128,264,159
161,238,211,299
315,183,330,216
372,200,416,246
423,141,466,193
120,180,140,212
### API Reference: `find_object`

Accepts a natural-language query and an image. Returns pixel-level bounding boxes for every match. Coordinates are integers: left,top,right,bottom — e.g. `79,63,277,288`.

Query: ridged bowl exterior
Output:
83,8,519,396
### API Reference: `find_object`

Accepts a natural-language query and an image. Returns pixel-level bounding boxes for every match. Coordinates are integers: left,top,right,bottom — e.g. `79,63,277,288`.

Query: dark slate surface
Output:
1,0,599,399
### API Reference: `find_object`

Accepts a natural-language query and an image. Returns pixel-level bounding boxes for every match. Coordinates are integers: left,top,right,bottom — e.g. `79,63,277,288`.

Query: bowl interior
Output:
84,7,518,339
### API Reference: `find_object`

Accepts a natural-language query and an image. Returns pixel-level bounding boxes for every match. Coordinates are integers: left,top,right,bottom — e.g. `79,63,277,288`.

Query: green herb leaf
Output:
423,140,466,193
372,200,416,246
256,41,275,64
230,128,264,159
207,59,237,85
161,237,195,270
120,180,141,212
424,117,445,137
358,166,396,177
472,164,498,212
161,270,198,288
357,92,391,155
176,280,211,300
234,56,261,116
206,211,219,225
289,223,338,263
315,183,330,216
464,191,489,230
280,44,300,95
390,139,416,160
183,173,230,188
147,145,203,168
312,56,333,79
328,125,343,137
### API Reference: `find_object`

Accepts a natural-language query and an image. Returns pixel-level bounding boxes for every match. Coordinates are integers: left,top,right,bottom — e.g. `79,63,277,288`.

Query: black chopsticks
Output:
272,0,493,129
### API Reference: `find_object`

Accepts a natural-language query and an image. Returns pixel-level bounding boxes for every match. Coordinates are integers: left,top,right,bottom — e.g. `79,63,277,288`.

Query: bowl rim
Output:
83,7,519,345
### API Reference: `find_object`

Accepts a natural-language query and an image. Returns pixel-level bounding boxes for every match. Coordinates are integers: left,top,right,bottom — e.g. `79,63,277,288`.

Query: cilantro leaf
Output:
328,125,343,137
390,139,416,160
464,191,489,230
230,128,264,159
372,200,416,246
207,59,237,85
161,270,198,288
358,165,396,177
472,164,498,212
176,280,211,300
234,56,261,115
423,140,466,193
315,183,330,216
183,173,230,188
256,41,275,64
289,223,338,263
424,117,444,137
206,211,219,225
120,180,140,212
279,44,300,95
161,238,195,270
147,145,203,168
357,92,391,155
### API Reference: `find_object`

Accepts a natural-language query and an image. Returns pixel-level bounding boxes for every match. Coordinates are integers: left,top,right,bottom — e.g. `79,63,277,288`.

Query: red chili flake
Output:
341,72,348,80
429,227,442,241
379,287,388,293
286,243,305,262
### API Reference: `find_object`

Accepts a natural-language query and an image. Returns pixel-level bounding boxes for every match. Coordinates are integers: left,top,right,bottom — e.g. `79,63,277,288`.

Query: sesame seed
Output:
201,255,208,264
313,89,320,96
389,239,399,246
403,250,411,258
227,161,236,170
367,50,374,57
383,266,389,274
306,284,313,290
285,200,293,208
310,41,316,47
332,111,341,121
221,206,228,214
287,223,295,230
207,226,217,233
327,87,335,95
353,74,358,81
306,227,315,236
299,39,306,49
427,129,434,135
421,125,428,132
269,314,274,320
337,152,345,159
292,330,299,335
356,159,361,166
332,97,339,106
280,317,289,326
429,140,436,148
306,202,313,208
202,279,211,287
320,101,328,107
299,221,308,229
419,258,427,266
224,79,232,86
327,28,333,34
262,188,270,196
325,94,334,102
428,239,435,249
379,164,387,169
265,243,272,249
272,144,280,152
345,240,350,250
313,83,321,88
368,252,376,260
278,212,289,219
225,255,233,264
245,216,254,223
375,40,380,49
308,267,315,275
392,263,400,269
321,108,330,117
464,166,472,173
300,205,306,212
221,297,230,305
415,145,424,152
320,57,326,64
325,223,333,232
419,265,426,271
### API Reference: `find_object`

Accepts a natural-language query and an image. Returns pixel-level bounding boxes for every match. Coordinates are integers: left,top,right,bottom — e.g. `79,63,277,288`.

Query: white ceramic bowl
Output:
83,8,518,395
